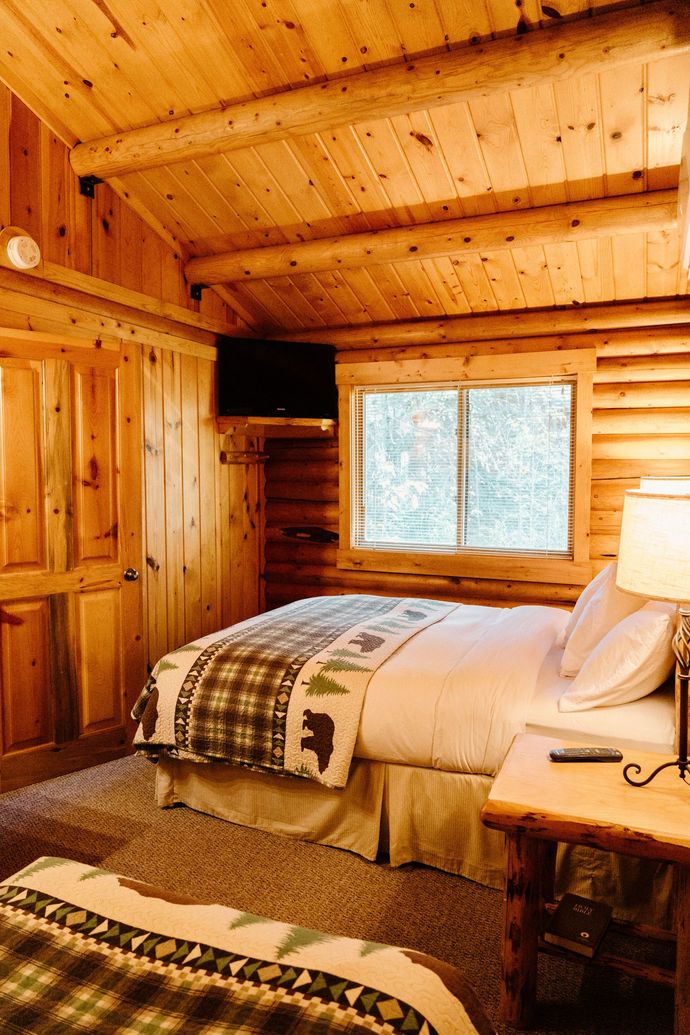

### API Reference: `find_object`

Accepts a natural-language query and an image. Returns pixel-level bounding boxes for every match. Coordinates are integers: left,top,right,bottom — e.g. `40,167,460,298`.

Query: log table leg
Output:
500,832,545,1028
676,864,690,1035
482,735,690,1031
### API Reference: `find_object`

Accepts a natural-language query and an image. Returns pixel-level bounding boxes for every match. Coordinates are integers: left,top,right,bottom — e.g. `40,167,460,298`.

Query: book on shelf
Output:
543,893,612,958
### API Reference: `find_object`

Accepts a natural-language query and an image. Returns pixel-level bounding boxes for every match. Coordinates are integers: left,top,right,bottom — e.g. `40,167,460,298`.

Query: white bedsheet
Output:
355,602,569,774
525,642,675,753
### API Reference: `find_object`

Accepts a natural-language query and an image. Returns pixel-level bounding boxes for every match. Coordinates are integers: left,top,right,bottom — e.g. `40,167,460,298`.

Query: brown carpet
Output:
0,756,673,1034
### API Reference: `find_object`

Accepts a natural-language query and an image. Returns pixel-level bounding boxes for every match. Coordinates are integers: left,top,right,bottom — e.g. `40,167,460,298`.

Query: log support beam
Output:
276,298,690,349
184,190,677,285
69,1,690,181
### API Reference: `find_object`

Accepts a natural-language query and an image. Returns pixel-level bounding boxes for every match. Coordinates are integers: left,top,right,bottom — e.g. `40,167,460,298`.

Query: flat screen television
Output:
216,337,337,420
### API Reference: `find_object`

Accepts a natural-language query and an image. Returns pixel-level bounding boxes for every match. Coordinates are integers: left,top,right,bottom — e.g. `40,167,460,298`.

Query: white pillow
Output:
559,562,646,677
557,564,613,648
558,601,676,712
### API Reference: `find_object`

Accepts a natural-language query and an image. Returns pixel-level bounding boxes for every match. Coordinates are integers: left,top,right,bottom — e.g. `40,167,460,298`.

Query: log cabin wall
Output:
264,327,690,611
0,88,260,790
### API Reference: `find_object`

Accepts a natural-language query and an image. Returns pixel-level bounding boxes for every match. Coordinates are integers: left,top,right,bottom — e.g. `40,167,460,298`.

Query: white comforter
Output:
356,602,568,775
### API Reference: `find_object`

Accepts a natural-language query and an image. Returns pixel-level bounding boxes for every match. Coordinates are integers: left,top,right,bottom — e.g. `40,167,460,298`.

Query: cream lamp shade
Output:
616,490,690,605
639,476,690,494
616,489,690,787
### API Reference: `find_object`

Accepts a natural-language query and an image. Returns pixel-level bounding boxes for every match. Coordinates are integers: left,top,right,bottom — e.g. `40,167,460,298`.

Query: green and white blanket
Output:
132,595,456,787
0,857,495,1034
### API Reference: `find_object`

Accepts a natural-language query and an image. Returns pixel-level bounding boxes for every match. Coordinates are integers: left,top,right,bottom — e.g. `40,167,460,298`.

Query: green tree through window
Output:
354,380,574,557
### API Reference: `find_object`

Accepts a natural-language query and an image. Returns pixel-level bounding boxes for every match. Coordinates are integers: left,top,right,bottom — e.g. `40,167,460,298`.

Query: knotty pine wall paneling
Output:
3,88,233,323
264,330,690,611
141,345,227,674
218,429,266,627
0,88,244,787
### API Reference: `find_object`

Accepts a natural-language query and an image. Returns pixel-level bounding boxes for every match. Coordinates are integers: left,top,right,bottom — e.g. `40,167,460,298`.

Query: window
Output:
337,350,594,585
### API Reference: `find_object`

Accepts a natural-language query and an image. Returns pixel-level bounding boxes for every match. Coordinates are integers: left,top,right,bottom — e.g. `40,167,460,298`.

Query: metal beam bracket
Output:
78,175,103,198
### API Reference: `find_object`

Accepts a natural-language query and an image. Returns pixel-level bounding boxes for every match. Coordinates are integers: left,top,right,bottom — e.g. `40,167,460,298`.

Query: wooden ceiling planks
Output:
647,53,690,190
469,93,533,210
69,3,688,179
428,102,498,217
512,245,556,308
599,63,646,196
0,0,687,333
510,84,569,208
577,237,615,304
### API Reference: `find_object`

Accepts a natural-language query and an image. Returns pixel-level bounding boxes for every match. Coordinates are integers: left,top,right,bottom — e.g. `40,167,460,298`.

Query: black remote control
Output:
549,747,623,763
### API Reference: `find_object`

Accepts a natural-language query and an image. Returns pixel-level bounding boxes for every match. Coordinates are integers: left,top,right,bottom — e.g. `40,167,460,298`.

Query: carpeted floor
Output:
0,756,674,1034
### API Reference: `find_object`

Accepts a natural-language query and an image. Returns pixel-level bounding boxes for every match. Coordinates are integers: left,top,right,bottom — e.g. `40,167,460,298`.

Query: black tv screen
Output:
216,337,337,420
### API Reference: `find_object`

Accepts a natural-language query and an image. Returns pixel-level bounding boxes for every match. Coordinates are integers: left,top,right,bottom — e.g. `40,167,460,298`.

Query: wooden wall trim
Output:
0,266,223,357
30,261,236,337
0,327,120,360
336,348,596,385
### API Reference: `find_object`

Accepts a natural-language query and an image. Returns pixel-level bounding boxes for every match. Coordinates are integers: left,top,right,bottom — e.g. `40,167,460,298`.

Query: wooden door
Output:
0,331,144,792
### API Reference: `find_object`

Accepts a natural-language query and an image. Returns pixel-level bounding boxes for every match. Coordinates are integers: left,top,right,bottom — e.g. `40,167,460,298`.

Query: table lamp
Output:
616,489,690,787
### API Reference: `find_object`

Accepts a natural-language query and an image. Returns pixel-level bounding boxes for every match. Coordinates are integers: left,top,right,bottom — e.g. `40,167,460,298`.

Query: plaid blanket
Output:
0,857,495,1035
132,595,456,787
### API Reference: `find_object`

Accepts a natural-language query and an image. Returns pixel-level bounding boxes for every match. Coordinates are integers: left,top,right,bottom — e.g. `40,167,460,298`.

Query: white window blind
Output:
351,378,575,558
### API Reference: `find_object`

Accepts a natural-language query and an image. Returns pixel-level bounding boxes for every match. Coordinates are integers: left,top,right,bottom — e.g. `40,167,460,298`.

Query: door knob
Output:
123,567,140,582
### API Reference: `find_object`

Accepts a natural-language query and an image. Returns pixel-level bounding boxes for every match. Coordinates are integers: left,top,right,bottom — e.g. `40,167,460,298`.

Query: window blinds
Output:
351,378,576,558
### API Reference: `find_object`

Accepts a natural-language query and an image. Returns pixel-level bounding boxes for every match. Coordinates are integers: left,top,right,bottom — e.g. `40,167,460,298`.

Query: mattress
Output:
525,642,675,753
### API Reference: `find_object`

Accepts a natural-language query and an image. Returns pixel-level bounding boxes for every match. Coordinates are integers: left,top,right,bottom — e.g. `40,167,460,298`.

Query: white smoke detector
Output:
5,233,41,269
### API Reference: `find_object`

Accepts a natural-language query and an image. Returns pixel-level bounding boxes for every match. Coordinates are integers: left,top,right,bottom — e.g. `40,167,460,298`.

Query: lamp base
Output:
624,607,689,789
623,758,689,787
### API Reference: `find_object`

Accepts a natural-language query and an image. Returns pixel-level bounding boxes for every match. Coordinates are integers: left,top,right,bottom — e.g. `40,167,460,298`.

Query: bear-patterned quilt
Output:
0,857,495,1035
132,594,457,788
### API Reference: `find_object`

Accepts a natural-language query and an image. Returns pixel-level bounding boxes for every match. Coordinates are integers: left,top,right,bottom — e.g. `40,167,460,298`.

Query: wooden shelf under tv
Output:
216,416,336,438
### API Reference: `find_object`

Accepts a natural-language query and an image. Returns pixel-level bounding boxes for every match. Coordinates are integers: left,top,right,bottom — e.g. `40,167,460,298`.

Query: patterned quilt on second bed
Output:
0,856,495,1035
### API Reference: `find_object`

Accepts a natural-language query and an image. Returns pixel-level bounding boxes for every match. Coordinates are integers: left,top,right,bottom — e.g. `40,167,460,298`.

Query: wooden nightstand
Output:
480,732,690,1033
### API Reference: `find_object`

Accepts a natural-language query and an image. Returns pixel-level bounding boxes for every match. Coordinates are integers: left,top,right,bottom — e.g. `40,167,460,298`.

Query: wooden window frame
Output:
336,350,595,586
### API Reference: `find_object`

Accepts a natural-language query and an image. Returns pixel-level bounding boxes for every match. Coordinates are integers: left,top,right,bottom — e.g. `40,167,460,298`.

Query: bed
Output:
0,856,494,1034
132,566,678,922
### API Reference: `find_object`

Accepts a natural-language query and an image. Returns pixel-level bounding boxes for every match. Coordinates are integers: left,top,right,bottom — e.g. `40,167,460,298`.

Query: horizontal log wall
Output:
264,328,690,610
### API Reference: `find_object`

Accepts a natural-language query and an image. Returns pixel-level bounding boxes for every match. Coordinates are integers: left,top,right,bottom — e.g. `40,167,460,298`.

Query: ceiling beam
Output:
274,299,690,348
70,1,690,180
184,190,677,285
